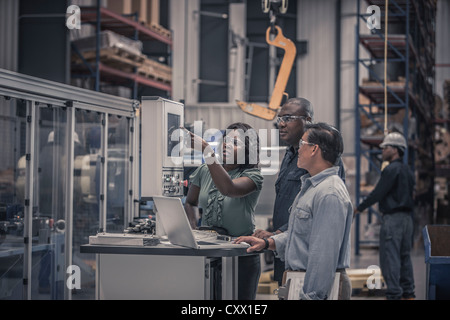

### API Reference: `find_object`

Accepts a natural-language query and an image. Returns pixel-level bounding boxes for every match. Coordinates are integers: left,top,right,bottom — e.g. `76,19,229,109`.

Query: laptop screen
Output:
152,196,199,248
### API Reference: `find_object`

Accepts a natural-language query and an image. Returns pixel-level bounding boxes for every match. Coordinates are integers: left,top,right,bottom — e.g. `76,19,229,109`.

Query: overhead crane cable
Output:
384,0,389,136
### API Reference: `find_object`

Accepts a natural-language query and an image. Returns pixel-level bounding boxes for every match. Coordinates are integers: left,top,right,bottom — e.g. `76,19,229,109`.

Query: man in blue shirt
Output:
236,123,353,300
253,98,345,285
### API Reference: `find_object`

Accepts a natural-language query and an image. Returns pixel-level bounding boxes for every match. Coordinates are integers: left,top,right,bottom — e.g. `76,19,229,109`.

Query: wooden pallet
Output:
137,67,171,84
257,270,278,295
137,57,172,83
149,22,172,39
347,268,386,291
361,78,412,89
72,47,172,85
257,281,279,294
72,47,145,71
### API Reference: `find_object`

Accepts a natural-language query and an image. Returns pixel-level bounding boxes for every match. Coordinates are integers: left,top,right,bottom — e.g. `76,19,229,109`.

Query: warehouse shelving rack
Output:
71,2,172,99
354,0,436,254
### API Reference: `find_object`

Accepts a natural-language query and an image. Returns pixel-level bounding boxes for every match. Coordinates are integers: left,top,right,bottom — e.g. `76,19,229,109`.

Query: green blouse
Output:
189,164,264,237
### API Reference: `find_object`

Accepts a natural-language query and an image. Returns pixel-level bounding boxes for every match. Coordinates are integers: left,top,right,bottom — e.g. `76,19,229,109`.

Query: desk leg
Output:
95,254,100,300
222,256,238,299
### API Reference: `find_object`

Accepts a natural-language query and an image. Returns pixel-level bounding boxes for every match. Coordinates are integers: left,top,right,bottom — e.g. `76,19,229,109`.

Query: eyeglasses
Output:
276,115,306,124
299,139,316,148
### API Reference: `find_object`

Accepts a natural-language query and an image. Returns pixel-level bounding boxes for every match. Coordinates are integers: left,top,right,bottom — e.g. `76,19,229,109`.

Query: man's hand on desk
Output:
234,236,275,253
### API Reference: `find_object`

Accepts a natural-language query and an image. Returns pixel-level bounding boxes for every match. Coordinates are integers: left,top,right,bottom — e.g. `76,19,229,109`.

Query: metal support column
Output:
23,100,37,299
403,1,410,164
354,17,361,255
64,103,75,300
99,113,108,232
354,0,412,254
95,0,101,92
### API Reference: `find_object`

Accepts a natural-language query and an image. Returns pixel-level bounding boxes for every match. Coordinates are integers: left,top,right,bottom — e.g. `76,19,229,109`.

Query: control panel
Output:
162,170,183,196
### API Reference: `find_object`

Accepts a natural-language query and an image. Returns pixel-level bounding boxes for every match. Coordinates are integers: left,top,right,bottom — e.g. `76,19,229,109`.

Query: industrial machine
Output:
236,0,296,120
140,97,185,199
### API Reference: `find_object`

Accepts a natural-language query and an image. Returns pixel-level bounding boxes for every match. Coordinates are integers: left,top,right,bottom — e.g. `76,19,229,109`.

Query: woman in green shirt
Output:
184,122,263,300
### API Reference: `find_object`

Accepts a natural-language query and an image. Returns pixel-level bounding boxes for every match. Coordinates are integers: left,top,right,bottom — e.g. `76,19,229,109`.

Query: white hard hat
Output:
47,131,54,143
380,132,407,150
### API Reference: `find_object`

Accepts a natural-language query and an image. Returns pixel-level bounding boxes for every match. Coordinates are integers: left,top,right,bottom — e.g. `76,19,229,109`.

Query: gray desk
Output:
81,241,252,300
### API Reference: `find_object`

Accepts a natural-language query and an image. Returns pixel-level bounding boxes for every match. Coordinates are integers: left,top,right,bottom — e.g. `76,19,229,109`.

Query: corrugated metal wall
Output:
0,0,18,71
297,0,337,126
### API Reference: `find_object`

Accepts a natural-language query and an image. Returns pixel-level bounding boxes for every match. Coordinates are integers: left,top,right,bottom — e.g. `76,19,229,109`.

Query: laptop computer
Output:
152,196,249,249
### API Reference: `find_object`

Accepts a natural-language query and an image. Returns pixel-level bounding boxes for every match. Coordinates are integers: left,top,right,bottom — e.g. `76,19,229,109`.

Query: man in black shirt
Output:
253,97,346,285
354,132,415,300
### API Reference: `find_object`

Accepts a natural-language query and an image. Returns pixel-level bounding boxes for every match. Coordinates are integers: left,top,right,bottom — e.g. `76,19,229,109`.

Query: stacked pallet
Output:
361,76,413,89
434,81,450,224
434,122,450,163
359,91,415,142
72,30,172,84
72,48,172,84
148,22,171,39
72,46,145,71
137,57,172,83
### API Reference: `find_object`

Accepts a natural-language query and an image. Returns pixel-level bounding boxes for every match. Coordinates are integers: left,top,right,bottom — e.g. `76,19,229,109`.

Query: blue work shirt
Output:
272,166,353,300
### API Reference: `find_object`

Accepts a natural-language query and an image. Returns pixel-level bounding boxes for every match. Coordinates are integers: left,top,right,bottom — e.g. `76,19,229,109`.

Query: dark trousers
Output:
214,254,261,300
274,257,285,286
379,212,415,299
238,254,261,300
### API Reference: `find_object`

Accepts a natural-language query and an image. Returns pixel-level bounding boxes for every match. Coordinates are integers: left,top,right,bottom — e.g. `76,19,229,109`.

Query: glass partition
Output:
0,97,26,299
31,104,68,299
106,114,130,233
72,109,102,299
0,69,137,300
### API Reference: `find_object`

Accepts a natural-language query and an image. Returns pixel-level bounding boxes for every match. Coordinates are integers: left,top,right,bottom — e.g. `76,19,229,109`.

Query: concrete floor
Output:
256,235,428,300
350,245,426,300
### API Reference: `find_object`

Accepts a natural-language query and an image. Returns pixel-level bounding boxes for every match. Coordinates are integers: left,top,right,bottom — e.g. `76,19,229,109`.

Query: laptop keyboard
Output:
192,230,220,242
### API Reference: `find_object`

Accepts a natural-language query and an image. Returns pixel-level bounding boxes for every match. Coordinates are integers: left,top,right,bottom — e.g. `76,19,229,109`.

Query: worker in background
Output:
354,132,415,300
252,97,346,286
183,122,263,300
236,123,353,300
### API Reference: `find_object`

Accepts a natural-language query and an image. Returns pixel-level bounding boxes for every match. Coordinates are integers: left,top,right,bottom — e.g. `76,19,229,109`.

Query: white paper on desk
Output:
286,272,340,300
